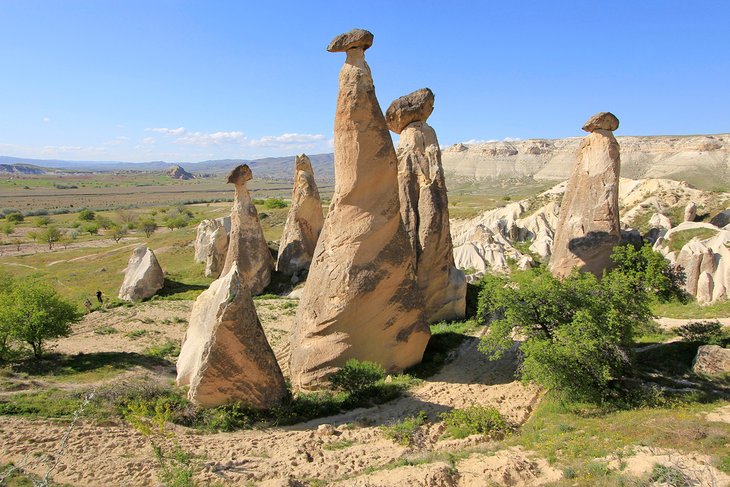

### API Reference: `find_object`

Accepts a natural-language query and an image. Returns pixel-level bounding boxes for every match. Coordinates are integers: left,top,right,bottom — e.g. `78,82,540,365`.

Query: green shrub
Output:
329,359,386,395
78,209,96,221
440,406,509,439
676,320,724,344
263,198,288,209
5,212,24,223
143,340,180,359
648,463,693,486
381,411,428,446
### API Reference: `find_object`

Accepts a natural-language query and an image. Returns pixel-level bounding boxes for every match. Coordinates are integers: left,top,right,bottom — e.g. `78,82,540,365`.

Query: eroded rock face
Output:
388,88,465,322
221,165,273,295
276,154,324,276
684,201,697,222
194,217,231,278
176,265,287,408
118,246,164,301
693,345,730,376
549,112,622,278
289,30,430,390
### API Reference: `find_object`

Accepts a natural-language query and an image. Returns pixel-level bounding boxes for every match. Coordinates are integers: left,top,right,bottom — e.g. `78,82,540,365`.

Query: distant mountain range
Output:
0,153,336,180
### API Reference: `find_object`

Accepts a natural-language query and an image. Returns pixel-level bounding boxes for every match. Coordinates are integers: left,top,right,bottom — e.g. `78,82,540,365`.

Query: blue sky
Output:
0,1,728,163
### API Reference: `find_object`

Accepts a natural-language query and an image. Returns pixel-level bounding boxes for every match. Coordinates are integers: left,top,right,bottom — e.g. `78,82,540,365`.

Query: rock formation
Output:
386,88,466,322
167,164,194,180
176,264,287,408
221,165,273,295
118,246,165,301
684,201,697,222
194,217,231,278
549,112,622,278
276,154,325,276
693,345,730,376
289,29,430,390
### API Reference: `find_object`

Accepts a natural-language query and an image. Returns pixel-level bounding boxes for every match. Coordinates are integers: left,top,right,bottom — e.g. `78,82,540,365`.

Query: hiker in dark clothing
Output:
96,290,103,304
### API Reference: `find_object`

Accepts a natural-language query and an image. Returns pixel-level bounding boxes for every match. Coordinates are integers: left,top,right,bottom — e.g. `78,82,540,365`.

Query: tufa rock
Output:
326,28,373,52
684,201,697,222
289,30,430,391
176,264,287,408
385,88,435,135
710,209,730,228
118,246,165,301
276,154,325,276
220,165,274,295
693,345,730,376
581,112,619,133
549,113,622,278
193,217,231,278
167,164,194,180
392,88,466,322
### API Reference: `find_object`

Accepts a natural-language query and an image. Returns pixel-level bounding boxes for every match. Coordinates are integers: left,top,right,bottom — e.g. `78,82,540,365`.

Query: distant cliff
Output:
441,133,730,189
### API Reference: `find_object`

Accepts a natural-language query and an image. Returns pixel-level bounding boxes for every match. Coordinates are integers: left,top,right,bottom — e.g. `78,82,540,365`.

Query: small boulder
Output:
693,345,730,376
710,209,730,228
581,112,619,132
326,28,373,52
684,201,697,222
385,88,435,135
119,246,164,301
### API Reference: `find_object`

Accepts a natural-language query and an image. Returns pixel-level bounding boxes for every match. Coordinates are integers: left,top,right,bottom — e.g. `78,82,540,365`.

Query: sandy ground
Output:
0,300,554,486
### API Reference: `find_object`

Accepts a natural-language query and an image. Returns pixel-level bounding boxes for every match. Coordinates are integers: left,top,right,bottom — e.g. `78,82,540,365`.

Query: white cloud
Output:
178,130,245,145
249,133,325,147
41,145,107,155
142,137,156,145
42,117,50,123
460,137,521,145
145,127,186,136
104,136,131,146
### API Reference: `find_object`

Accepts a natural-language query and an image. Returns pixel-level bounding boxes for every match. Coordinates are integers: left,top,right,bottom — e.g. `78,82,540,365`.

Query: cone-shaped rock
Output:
549,112,622,278
387,88,466,322
176,264,287,408
289,30,430,390
221,165,273,295
276,154,325,275
118,246,164,301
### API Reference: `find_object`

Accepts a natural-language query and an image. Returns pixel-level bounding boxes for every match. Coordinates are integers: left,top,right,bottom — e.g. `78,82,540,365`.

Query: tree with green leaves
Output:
78,209,96,221
0,280,80,358
5,212,24,223
34,215,52,227
109,225,128,243
82,223,100,236
39,225,63,249
140,218,158,238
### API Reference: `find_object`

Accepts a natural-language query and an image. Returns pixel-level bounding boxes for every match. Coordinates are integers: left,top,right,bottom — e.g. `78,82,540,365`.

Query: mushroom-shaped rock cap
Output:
294,154,313,173
385,88,435,134
227,164,253,185
327,29,374,52
582,112,619,133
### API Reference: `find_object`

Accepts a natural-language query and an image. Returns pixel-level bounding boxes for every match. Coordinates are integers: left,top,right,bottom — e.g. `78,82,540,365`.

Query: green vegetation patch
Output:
667,227,718,253
381,411,428,446
440,406,510,439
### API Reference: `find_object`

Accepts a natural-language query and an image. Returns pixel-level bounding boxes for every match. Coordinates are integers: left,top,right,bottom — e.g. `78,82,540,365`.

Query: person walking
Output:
96,290,103,304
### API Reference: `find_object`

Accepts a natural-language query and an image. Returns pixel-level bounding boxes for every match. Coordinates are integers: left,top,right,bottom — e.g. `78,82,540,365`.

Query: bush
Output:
610,243,687,303
78,209,96,221
263,198,288,209
676,321,724,344
0,280,80,358
82,223,100,235
439,406,509,439
329,359,386,396
5,212,24,223
381,411,428,446
33,215,52,227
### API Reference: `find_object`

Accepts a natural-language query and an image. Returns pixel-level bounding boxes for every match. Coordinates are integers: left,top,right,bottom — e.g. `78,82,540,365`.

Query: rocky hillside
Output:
0,163,47,175
442,134,730,189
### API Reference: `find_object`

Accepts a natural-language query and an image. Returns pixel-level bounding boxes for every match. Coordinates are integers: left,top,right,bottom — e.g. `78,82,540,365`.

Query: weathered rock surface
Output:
693,345,730,376
221,165,274,295
326,28,373,52
118,246,164,301
655,222,730,304
289,30,430,390
582,112,620,132
176,265,287,408
549,113,622,278
710,209,730,228
167,164,194,180
276,154,324,276
388,89,465,322
194,217,231,278
684,201,697,222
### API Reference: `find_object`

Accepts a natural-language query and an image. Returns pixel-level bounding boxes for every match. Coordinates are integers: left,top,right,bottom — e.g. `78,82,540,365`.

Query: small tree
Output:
34,215,52,227
83,223,100,236
140,218,158,238
78,209,96,221
0,272,15,360
6,212,24,223
0,281,80,358
1,222,14,237
110,225,128,243
39,225,62,249
96,215,113,230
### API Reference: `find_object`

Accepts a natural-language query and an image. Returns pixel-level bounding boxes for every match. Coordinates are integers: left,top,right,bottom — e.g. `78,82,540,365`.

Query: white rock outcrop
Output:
194,217,231,278
118,246,165,301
